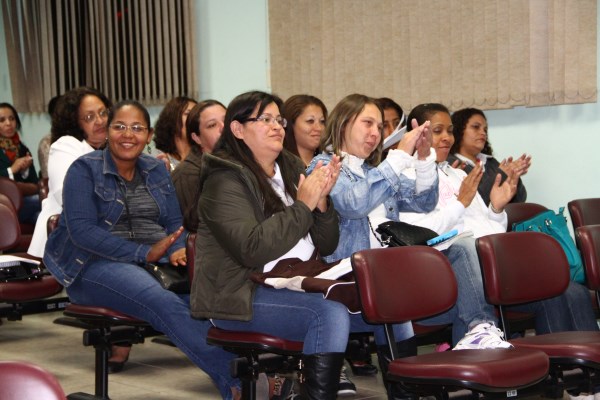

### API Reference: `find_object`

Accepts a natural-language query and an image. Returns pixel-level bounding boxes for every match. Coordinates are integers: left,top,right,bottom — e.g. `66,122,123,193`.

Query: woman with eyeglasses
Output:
29,87,111,257
0,102,41,225
26,87,139,371
43,100,238,399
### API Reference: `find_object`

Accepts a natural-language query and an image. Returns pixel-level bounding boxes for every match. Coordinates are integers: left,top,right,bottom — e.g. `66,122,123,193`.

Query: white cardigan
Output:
28,136,95,257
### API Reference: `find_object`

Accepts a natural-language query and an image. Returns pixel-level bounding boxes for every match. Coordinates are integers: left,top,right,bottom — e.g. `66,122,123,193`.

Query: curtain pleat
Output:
268,0,597,111
2,0,197,112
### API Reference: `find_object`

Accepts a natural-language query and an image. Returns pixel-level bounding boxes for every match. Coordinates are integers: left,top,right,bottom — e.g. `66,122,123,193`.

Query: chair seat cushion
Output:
64,303,146,324
511,332,600,363
388,348,549,391
0,276,63,301
207,326,303,354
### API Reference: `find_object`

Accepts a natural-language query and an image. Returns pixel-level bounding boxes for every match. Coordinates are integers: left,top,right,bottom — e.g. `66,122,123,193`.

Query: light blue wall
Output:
1,0,598,218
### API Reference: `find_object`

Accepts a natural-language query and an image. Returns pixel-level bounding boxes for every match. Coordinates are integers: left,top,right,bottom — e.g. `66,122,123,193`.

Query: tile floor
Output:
0,304,390,399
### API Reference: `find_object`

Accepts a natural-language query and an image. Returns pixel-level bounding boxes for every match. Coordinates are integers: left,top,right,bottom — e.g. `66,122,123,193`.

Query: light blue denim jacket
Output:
308,152,438,263
43,149,185,287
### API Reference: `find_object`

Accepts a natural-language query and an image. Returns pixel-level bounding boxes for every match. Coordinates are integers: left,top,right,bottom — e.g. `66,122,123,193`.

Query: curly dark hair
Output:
153,97,197,156
450,108,493,155
50,87,112,144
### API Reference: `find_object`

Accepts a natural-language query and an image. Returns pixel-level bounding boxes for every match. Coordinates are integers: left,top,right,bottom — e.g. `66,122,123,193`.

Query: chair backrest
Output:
0,361,66,400
476,231,569,305
505,202,548,232
0,176,23,211
351,246,457,324
0,202,20,250
568,198,600,230
575,225,600,290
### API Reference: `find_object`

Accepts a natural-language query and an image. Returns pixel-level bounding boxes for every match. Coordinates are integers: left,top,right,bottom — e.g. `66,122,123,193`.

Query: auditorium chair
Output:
477,231,600,397
569,198,600,230
0,203,64,322
350,246,550,399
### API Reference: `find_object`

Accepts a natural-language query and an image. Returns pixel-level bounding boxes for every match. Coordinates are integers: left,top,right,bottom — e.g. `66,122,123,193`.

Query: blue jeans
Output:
213,286,414,354
19,194,40,225
66,260,237,400
418,237,498,344
509,281,599,333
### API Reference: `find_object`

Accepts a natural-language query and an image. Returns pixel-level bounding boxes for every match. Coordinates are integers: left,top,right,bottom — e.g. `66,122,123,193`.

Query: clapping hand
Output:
456,161,483,208
489,167,518,213
297,156,341,212
396,119,431,157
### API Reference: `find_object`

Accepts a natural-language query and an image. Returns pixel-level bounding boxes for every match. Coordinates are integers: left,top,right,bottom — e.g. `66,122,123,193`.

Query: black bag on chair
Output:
376,221,438,247
141,263,190,294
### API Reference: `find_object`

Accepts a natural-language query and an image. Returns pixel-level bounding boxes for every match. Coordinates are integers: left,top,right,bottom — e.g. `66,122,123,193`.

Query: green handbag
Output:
512,207,585,283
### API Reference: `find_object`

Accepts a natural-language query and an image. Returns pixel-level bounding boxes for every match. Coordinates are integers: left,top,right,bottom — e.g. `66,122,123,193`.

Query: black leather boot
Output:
376,336,418,400
299,352,345,400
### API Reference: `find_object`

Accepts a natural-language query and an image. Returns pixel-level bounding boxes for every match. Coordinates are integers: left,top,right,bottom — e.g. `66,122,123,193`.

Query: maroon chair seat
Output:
0,360,66,400
0,276,63,301
207,328,303,354
351,246,549,398
569,198,600,230
576,225,600,315
477,231,600,395
64,303,148,325
389,349,549,391
1,205,64,322
62,303,153,400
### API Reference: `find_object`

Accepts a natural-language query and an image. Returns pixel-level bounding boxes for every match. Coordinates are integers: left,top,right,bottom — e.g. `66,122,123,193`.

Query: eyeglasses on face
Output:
109,123,148,134
244,114,287,128
81,109,109,124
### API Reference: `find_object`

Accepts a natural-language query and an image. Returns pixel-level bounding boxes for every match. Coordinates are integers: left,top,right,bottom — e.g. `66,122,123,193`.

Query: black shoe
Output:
299,353,345,400
348,360,378,376
337,366,357,396
108,360,126,374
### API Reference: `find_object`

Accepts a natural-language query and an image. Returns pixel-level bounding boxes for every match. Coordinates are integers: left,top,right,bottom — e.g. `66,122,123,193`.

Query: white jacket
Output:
28,136,95,257
400,161,506,238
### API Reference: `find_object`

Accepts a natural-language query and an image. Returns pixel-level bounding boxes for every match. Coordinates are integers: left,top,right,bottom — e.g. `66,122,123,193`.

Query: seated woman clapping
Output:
400,103,598,337
43,100,238,400
190,91,413,400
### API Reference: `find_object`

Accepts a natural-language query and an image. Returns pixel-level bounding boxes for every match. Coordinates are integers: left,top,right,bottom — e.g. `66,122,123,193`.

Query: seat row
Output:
2,198,600,399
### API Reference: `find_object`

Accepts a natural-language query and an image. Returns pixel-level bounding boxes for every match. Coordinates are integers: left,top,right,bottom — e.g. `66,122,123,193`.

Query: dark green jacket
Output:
190,150,339,321
172,146,203,232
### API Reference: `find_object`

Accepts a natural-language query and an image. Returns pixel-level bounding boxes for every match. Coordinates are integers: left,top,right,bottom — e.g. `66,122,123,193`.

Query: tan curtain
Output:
268,0,597,111
1,0,197,112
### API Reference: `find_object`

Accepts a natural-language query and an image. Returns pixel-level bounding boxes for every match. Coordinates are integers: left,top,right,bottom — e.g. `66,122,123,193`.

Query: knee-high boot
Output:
299,352,345,400
376,336,418,400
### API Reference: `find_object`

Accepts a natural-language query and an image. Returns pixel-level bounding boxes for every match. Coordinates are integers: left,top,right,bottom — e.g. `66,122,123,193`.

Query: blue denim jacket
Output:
308,153,438,263
43,149,185,287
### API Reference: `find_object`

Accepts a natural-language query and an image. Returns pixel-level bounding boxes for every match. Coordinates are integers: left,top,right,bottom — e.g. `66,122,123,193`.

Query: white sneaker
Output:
453,322,514,350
